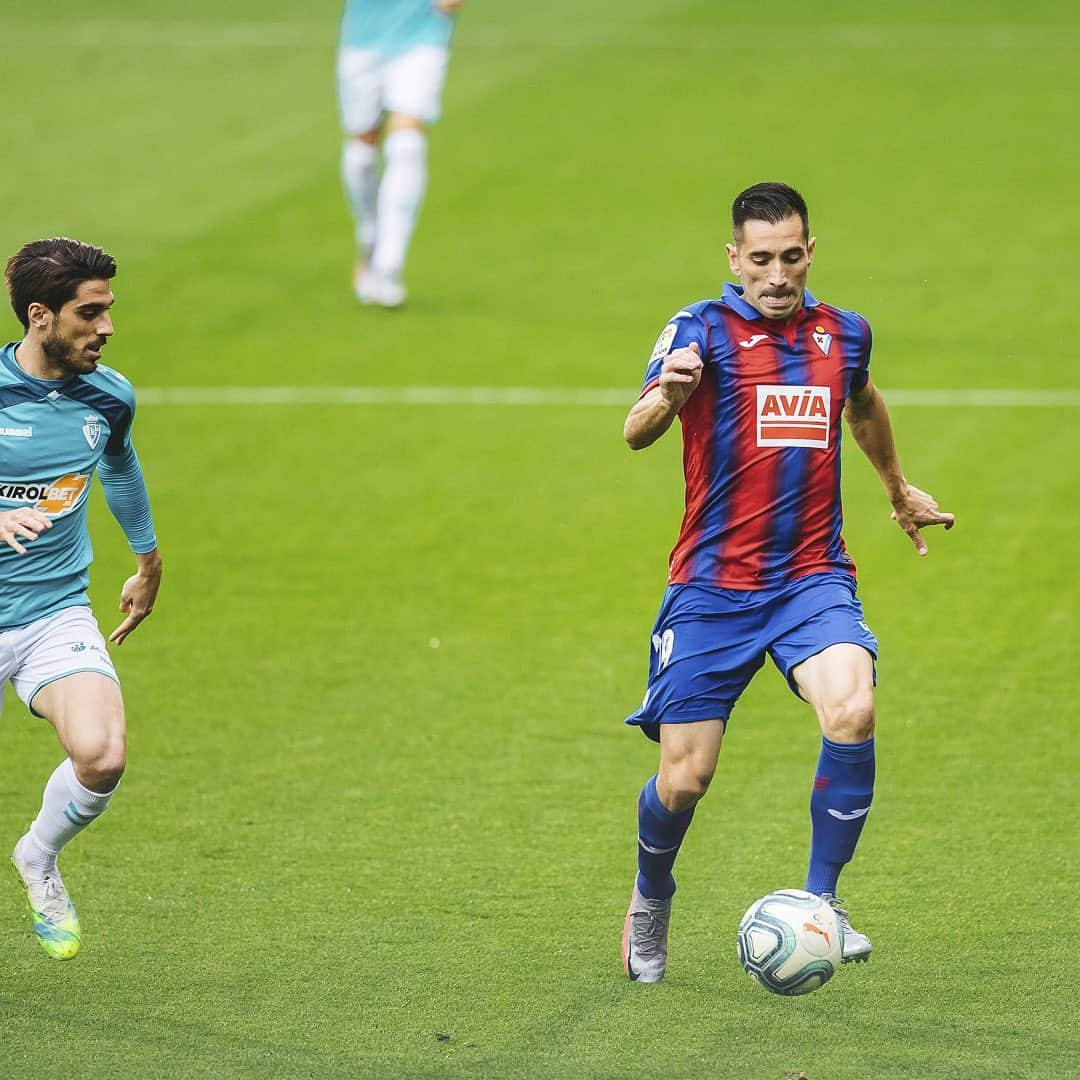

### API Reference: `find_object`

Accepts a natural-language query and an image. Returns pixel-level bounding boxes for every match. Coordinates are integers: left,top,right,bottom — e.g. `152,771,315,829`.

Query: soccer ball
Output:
737,889,842,996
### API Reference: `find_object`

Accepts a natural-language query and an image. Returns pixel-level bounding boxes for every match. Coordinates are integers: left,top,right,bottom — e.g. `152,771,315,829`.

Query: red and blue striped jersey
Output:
639,283,872,590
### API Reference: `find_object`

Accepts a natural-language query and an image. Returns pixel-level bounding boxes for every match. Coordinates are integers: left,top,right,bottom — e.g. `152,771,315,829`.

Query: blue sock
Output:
636,774,695,900
805,737,875,896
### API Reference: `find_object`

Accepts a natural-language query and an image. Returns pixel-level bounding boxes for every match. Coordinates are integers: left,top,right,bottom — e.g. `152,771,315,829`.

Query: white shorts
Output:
338,45,450,133
0,606,118,719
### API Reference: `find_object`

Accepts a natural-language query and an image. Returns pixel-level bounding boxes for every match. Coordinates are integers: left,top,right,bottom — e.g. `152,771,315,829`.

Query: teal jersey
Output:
0,342,157,632
340,0,455,56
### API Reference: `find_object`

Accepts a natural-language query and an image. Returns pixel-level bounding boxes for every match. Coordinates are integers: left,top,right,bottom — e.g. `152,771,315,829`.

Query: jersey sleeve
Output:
102,373,136,455
851,314,872,392
639,310,708,399
98,442,158,554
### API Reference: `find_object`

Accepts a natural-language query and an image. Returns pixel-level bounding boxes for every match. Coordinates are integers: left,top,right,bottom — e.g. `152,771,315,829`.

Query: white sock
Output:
26,758,116,870
372,128,428,281
342,139,380,259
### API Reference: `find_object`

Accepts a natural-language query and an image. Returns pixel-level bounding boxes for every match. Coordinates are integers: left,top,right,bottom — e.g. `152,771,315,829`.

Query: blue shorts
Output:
625,571,878,742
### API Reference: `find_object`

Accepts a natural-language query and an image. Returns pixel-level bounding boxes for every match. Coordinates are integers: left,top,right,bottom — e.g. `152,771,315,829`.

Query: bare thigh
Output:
791,643,875,742
32,672,126,791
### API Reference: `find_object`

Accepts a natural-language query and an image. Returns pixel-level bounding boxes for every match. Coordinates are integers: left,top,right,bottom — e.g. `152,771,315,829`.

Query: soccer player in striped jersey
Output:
2,239,161,960
338,0,464,308
620,183,954,983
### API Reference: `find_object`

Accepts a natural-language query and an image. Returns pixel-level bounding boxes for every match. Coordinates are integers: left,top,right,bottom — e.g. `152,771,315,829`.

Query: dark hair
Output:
5,237,116,330
732,182,809,239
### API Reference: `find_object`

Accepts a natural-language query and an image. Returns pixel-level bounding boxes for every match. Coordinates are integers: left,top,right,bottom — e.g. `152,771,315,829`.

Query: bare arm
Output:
97,444,161,644
845,378,955,555
624,343,703,450
109,548,162,645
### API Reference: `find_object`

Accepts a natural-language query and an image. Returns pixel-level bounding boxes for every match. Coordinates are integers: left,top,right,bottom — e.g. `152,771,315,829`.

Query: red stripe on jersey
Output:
669,369,717,581
712,331,785,587
793,308,853,577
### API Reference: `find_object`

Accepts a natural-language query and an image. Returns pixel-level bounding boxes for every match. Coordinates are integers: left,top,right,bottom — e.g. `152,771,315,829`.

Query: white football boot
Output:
820,893,871,963
11,836,81,960
622,883,672,983
356,269,406,309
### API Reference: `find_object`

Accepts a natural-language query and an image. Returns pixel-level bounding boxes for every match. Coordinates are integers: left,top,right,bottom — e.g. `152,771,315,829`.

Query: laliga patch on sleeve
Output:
649,324,678,362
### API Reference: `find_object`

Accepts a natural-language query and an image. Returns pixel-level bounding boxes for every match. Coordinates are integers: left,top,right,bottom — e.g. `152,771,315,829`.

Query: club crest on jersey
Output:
649,324,678,362
811,325,833,356
756,385,831,448
83,415,103,449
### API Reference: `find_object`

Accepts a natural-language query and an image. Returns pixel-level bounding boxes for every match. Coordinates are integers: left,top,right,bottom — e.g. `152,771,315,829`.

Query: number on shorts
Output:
651,628,675,671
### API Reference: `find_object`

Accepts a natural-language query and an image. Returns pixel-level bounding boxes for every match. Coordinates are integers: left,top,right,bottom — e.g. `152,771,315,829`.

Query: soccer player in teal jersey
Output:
338,0,464,307
2,238,162,960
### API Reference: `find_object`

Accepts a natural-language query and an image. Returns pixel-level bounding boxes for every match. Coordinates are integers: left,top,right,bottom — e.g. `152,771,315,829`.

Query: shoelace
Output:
822,894,853,934
630,906,669,961
32,875,69,921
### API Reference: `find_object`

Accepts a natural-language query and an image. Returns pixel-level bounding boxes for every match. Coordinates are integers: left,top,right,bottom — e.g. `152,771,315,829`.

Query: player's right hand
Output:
0,507,52,555
659,342,704,409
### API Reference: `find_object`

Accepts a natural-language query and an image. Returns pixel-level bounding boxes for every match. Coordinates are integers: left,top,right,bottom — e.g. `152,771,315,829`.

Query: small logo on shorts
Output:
71,642,87,652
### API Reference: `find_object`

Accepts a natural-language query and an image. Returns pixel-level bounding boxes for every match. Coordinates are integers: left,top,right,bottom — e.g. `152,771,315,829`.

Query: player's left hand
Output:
435,0,463,13
109,566,161,645
890,483,954,556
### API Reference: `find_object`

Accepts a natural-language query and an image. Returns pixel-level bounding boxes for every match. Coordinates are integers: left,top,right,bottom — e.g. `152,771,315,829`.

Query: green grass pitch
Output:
2,1,1079,1077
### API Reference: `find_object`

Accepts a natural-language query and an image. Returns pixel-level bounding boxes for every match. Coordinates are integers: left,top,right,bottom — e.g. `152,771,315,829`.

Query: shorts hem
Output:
778,640,878,699
26,667,121,719
626,708,729,743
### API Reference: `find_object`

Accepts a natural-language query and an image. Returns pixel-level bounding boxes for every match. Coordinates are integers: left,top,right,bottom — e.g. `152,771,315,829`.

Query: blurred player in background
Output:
620,183,954,983
338,0,464,308
2,238,161,960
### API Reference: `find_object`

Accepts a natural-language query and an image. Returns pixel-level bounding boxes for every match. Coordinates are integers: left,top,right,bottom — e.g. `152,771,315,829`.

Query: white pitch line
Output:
3,23,1078,50
135,387,1080,407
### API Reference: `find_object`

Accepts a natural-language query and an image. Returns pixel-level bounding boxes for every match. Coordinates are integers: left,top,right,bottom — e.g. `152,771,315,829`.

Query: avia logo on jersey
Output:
756,385,831,448
0,474,90,516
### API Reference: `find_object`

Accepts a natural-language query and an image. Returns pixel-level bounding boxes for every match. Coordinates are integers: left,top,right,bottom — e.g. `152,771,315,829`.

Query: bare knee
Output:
658,757,717,813
73,732,126,793
350,128,381,148
387,112,425,134
819,692,876,743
